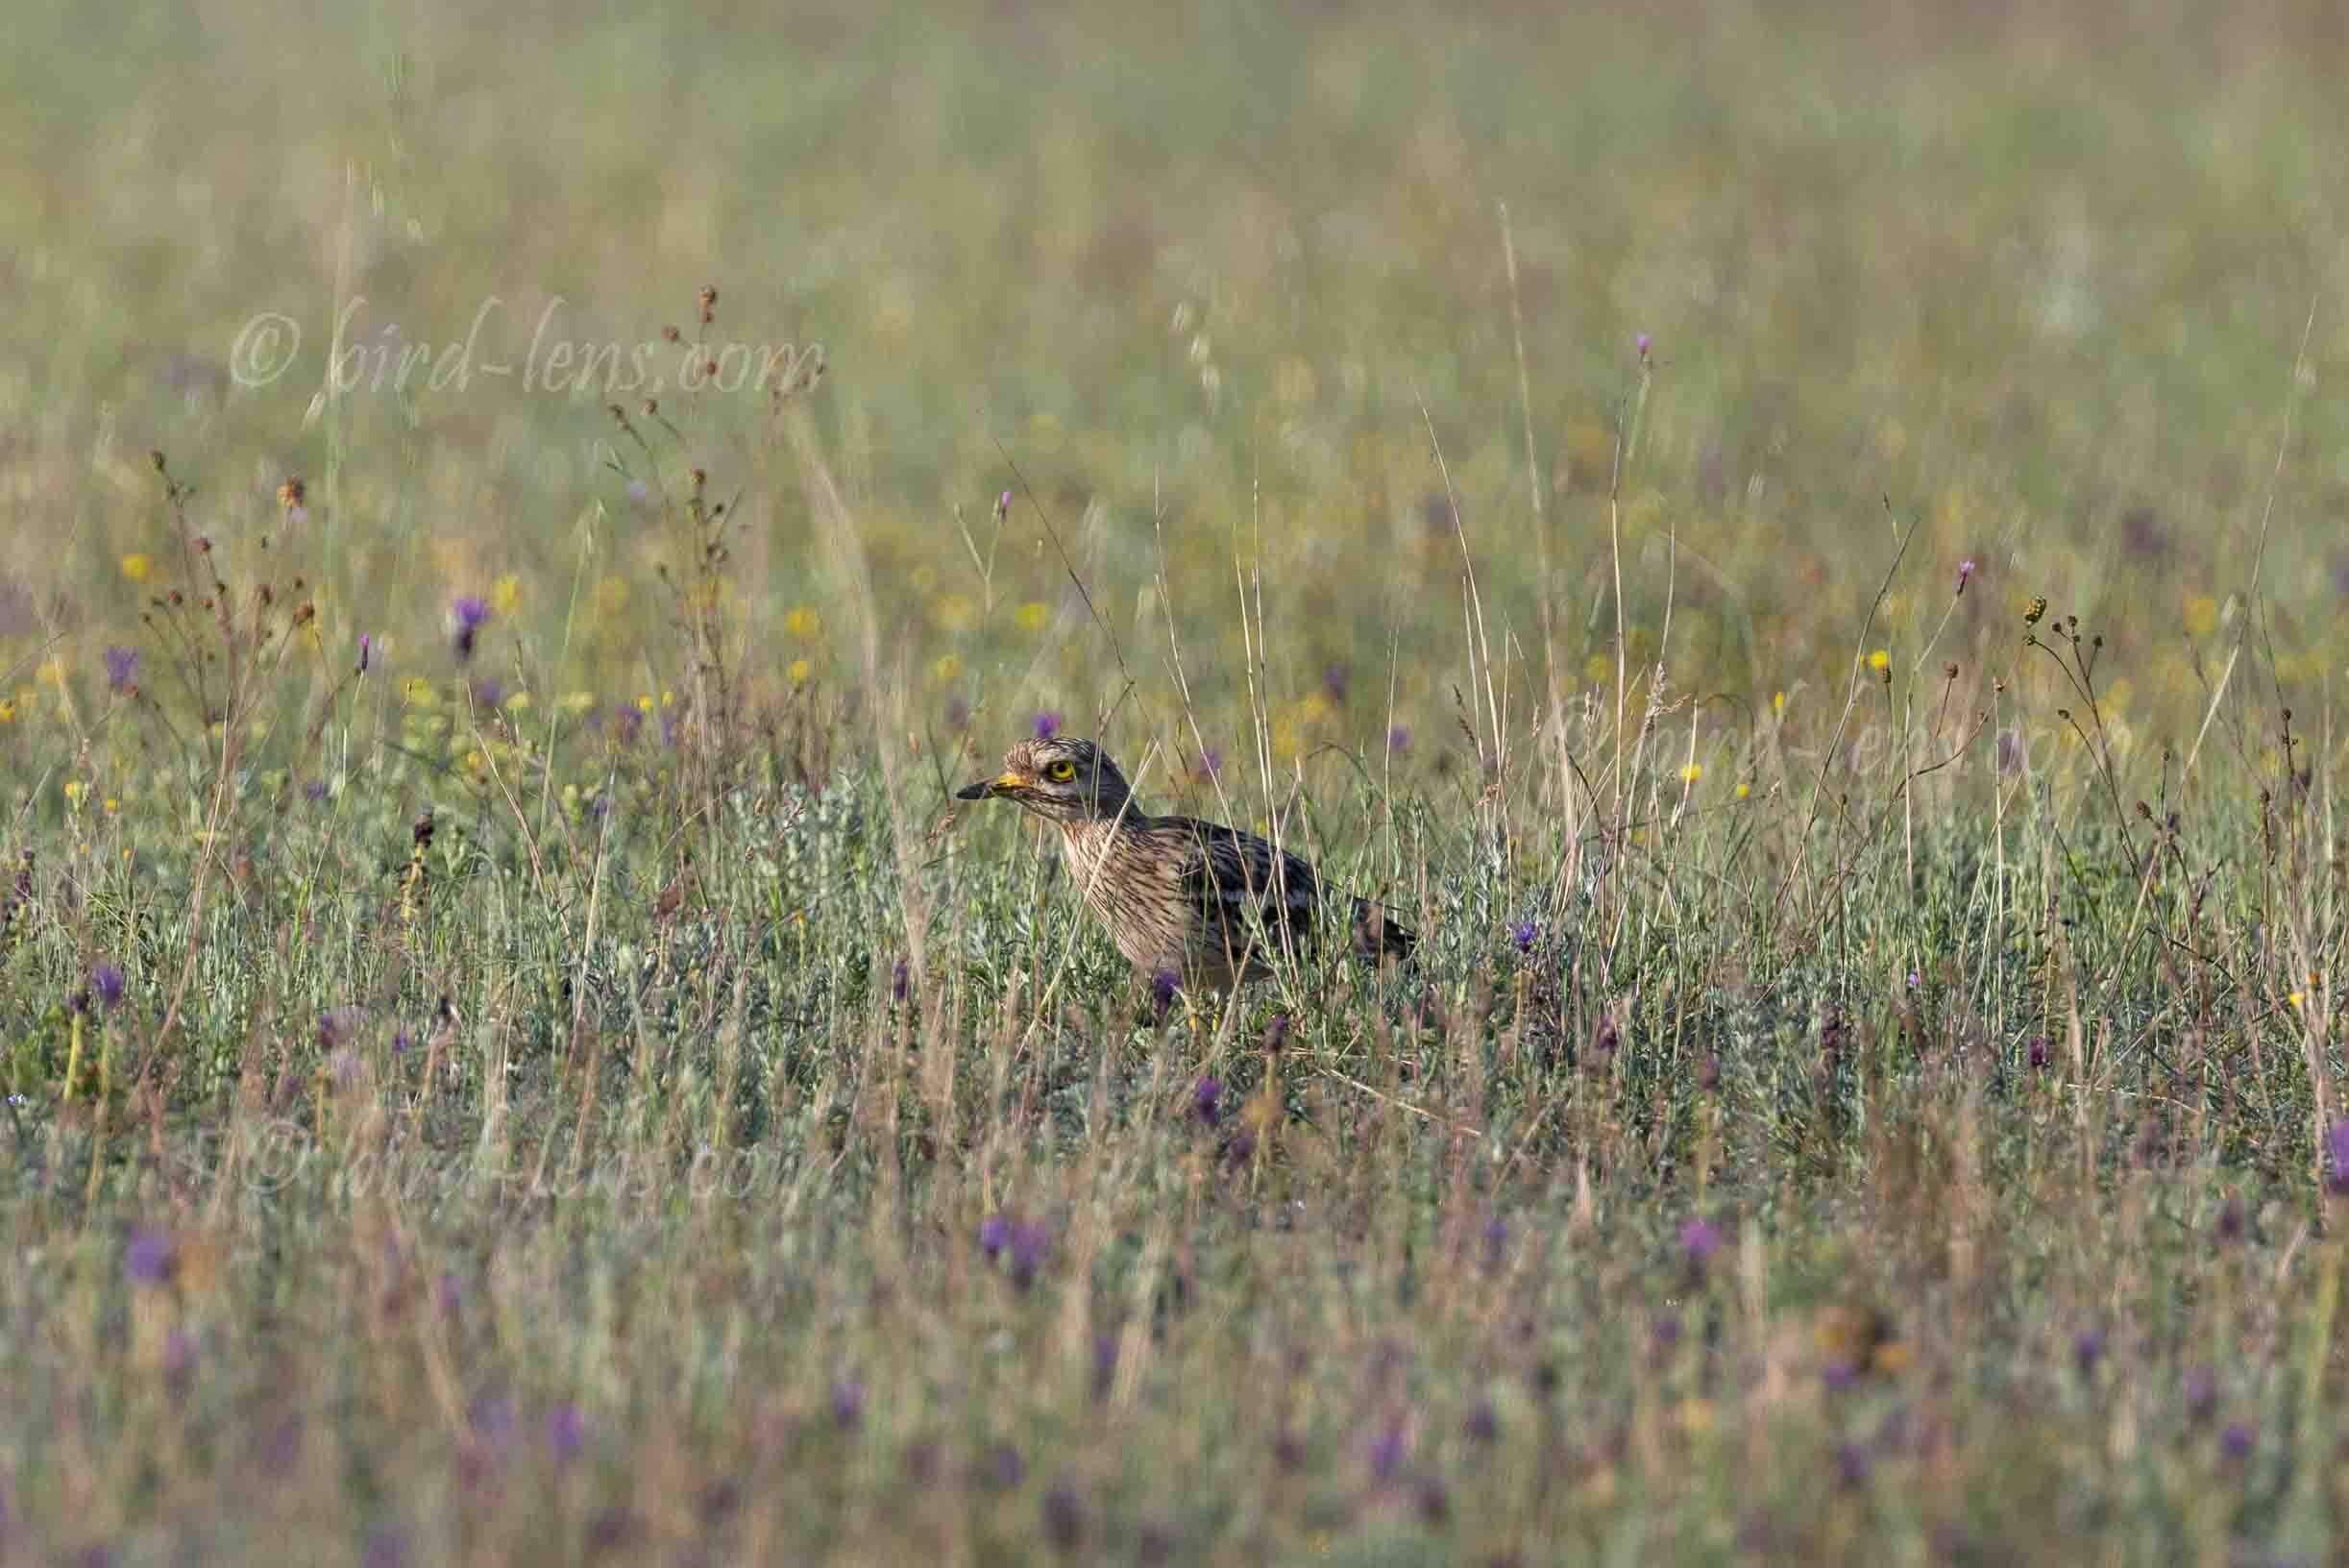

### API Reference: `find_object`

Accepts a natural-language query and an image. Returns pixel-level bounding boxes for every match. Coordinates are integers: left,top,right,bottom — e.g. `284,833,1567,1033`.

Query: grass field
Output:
5,2,2349,1562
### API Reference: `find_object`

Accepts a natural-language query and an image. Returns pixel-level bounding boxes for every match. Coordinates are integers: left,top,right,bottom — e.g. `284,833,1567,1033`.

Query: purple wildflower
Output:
1386,723,1412,755
1262,1013,1290,1052
2184,1366,2217,1421
304,779,330,804
472,678,505,709
125,1229,177,1287
1509,919,1536,954
1322,662,1351,704
1040,1484,1086,1552
980,1443,1025,1491
1957,558,1976,596
2073,1328,2107,1381
1823,1360,1860,1394
944,697,970,729
92,964,125,1011
892,957,910,1004
2220,1422,2254,1462
1008,1220,1052,1290
1679,1217,1723,1271
1150,968,1180,1017
469,1394,517,1453
162,1325,197,1388
2327,1120,2349,1196
392,1027,411,1055
1195,747,1225,783
1590,1014,1620,1069
2028,1036,2051,1071
452,596,490,662
2215,1200,2243,1243
1635,332,1652,360
545,1403,586,1461
830,1378,867,1432
1698,1054,1721,1091
1463,1398,1499,1444
1366,1421,1409,1483
1192,1075,1223,1125
242,1406,297,1476
357,635,371,675
978,1213,1011,1261
1834,1442,1870,1489
1481,1213,1509,1267
1032,711,1062,741
584,1509,637,1556
361,1525,408,1568
1091,1334,1120,1399
104,646,138,693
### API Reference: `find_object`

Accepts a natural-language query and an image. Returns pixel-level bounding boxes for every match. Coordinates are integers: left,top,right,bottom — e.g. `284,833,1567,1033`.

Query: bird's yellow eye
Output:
1045,760,1077,782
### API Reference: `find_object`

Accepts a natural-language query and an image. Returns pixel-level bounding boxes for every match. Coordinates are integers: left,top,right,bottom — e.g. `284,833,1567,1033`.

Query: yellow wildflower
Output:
121,553,152,582
783,606,822,638
1274,356,1319,405
1013,601,1050,633
788,658,813,684
492,574,522,617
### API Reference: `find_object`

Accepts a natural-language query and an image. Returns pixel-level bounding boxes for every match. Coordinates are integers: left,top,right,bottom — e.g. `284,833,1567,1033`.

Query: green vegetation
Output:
3,3,2346,1561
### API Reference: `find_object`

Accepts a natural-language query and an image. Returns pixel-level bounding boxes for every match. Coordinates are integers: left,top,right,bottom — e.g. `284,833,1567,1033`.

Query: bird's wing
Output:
1170,819,1320,948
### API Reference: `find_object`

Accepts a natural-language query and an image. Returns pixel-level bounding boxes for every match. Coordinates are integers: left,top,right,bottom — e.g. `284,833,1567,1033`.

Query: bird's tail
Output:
1351,900,1416,965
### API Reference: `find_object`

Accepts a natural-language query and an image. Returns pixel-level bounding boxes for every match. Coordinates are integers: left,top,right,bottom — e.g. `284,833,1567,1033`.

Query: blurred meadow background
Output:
5,0,2349,1561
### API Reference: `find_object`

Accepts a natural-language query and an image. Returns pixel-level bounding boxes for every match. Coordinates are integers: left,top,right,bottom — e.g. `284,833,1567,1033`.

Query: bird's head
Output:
956,736,1133,822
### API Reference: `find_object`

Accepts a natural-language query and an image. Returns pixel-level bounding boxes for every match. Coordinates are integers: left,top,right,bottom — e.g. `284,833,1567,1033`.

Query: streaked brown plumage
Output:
956,736,1413,989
